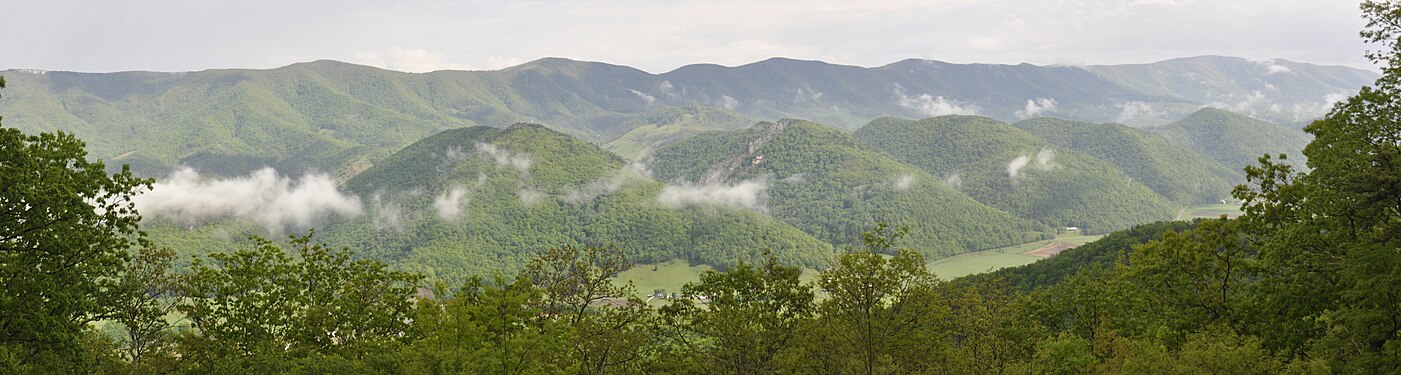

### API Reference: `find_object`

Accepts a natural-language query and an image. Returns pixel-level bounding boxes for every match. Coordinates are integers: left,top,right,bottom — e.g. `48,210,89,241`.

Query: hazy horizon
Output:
0,0,1377,74
0,54,1380,75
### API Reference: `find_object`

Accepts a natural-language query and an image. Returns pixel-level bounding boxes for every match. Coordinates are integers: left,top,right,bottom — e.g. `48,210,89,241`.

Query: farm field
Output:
928,232,1105,280
1176,203,1245,220
613,259,821,301
613,259,715,298
616,232,1109,294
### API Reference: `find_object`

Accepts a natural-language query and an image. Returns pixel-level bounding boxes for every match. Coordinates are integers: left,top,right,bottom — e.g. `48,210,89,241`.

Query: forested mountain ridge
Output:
854,115,1177,233
1013,117,1241,204
1151,107,1313,171
323,123,835,281
0,55,1369,178
647,119,1047,259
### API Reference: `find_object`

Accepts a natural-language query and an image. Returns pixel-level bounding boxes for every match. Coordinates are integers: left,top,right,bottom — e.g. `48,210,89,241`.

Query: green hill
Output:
1013,117,1240,204
648,119,1046,260
1151,108,1312,171
142,124,834,283
854,116,1176,234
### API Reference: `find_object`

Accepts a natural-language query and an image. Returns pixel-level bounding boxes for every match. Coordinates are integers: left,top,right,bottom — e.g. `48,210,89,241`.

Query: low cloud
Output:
1006,155,1031,180
561,163,648,204
1117,101,1160,122
1207,90,1267,115
444,146,470,162
433,187,469,220
630,89,657,105
793,87,824,104
780,173,806,184
658,80,677,97
475,142,532,172
518,189,545,205
893,174,915,191
1036,148,1057,169
945,172,963,189
370,194,406,231
352,47,471,73
1254,59,1293,75
720,95,739,110
432,173,488,221
657,179,769,211
134,167,362,232
1284,91,1352,122
1016,97,1058,119
894,84,979,117
1007,148,1058,181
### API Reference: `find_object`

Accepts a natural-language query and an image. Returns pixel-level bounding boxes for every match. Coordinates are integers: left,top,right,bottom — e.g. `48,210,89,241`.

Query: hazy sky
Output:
0,0,1376,73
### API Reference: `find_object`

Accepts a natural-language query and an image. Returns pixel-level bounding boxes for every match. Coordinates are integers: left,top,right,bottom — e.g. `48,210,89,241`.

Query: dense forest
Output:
854,115,1176,233
1011,117,1240,204
647,119,1046,258
1150,108,1313,171
4,2,1401,374
325,123,834,282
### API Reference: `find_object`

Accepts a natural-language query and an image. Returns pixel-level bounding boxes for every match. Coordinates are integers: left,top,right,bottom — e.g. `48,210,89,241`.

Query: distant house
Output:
1065,226,1079,232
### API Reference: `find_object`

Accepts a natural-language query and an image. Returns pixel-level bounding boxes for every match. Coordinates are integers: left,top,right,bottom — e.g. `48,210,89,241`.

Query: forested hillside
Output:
0,55,1368,179
648,119,1046,259
1088,55,1376,126
855,116,1176,233
1013,117,1241,204
313,124,834,281
1152,108,1313,171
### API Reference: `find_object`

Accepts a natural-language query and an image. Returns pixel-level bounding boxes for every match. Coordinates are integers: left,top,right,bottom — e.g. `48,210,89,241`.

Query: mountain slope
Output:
855,116,1176,233
601,106,756,160
1013,117,1241,204
324,124,834,282
0,56,1371,179
1087,56,1375,126
648,119,1046,260
1151,108,1312,171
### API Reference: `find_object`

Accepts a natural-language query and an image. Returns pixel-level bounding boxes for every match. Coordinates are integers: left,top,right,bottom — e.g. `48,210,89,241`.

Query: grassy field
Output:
613,259,715,297
927,232,1105,280
613,259,821,300
1176,203,1245,220
614,232,1108,293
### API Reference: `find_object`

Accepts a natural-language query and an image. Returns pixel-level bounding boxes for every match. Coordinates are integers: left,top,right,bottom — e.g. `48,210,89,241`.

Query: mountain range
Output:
0,56,1361,278
0,56,1372,179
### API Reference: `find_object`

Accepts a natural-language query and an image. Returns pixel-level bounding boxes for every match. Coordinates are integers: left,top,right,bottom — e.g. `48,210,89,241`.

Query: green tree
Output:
176,233,422,371
0,76,152,372
402,275,569,374
658,252,815,374
785,224,952,374
107,246,182,372
523,244,652,374
1124,219,1257,339
1213,2,1401,370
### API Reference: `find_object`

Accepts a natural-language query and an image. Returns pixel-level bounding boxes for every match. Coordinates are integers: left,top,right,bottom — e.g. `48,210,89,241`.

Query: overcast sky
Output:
0,0,1376,74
